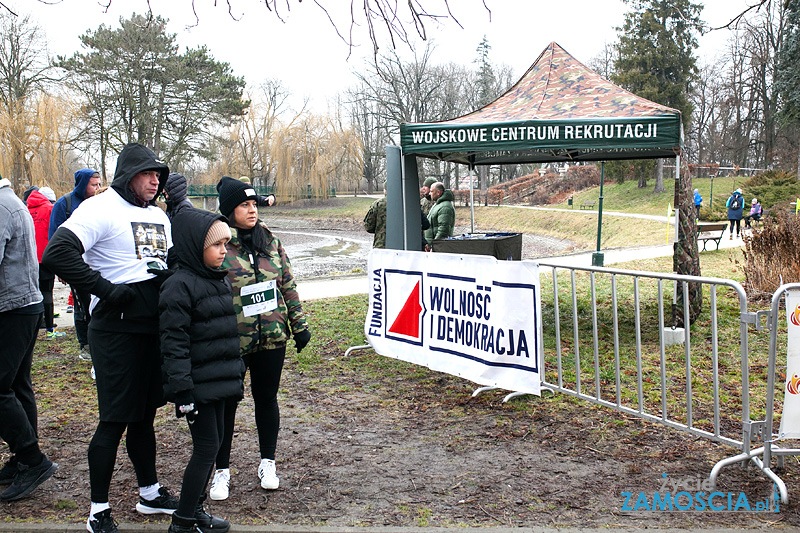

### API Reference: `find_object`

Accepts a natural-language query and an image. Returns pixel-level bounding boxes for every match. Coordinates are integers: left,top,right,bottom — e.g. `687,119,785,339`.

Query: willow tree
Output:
270,114,362,202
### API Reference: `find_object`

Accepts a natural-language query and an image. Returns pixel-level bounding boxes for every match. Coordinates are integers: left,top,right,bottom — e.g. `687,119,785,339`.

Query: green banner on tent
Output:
400,116,681,156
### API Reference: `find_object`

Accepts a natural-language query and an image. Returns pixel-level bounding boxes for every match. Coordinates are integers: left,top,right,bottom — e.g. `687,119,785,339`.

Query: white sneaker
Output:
257,459,279,490
209,468,230,500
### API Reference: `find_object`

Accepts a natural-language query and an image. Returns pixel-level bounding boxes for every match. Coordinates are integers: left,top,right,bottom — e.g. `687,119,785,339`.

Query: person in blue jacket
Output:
48,168,101,359
693,188,702,220
726,188,745,239
48,169,101,238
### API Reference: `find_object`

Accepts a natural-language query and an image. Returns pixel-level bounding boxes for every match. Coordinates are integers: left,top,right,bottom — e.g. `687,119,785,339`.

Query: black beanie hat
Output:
217,176,258,218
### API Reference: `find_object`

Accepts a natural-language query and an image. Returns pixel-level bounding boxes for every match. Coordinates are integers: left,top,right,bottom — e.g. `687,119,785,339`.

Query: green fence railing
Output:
187,184,336,199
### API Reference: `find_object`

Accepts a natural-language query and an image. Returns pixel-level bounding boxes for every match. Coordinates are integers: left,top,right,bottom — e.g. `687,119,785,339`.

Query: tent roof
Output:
400,42,683,166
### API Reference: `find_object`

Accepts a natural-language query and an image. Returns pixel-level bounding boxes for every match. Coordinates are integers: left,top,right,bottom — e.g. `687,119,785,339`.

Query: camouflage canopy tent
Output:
399,41,683,165
390,42,698,321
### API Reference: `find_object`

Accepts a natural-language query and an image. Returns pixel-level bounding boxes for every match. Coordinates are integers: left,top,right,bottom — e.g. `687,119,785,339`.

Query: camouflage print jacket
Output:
363,197,386,248
420,195,433,217
223,224,308,354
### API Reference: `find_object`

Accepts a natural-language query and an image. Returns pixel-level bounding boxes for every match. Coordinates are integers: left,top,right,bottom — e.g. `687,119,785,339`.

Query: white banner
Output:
780,291,800,438
365,249,542,395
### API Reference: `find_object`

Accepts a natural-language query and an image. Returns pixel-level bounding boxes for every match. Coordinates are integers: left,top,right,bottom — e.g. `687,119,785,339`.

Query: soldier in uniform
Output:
364,194,387,249
208,177,311,501
420,177,436,217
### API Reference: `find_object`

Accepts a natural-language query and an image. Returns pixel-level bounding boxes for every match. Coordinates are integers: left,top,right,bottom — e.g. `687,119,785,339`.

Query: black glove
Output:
175,390,197,421
103,284,135,307
147,267,175,284
294,329,311,353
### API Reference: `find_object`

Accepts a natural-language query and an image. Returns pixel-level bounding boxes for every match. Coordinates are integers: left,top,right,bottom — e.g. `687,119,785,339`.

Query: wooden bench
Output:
696,222,728,251
580,201,596,210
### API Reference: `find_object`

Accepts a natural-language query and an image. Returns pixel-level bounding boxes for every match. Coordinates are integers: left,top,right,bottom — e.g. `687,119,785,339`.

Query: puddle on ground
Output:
276,231,371,278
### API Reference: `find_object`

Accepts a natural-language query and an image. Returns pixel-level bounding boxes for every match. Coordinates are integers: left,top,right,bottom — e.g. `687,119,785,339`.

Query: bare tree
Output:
588,41,617,80
0,12,56,190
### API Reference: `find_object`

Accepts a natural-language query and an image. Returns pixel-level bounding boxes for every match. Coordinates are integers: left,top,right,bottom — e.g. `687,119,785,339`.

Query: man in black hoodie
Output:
43,143,178,533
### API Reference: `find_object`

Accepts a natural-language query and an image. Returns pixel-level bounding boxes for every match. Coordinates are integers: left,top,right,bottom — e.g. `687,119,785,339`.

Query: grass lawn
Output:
552,175,749,219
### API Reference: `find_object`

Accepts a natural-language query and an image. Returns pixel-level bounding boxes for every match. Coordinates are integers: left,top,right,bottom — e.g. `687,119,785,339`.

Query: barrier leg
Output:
750,456,789,505
503,391,532,403
709,446,763,489
344,344,371,357
471,386,498,397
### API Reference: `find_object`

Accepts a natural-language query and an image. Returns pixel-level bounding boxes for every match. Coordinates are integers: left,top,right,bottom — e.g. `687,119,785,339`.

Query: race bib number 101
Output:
240,280,277,317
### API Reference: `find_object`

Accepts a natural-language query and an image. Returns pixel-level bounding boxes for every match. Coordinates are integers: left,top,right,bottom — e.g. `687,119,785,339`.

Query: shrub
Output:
453,189,482,206
487,188,504,206
484,166,600,206
743,212,800,300
744,170,800,211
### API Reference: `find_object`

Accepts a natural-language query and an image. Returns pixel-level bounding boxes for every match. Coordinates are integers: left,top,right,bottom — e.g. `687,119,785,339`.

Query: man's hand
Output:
103,284,135,306
258,194,276,207
147,268,174,283
294,329,311,353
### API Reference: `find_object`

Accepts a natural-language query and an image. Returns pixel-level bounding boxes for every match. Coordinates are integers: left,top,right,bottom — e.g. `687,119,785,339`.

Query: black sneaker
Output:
195,493,230,533
135,486,179,515
0,457,18,485
0,457,57,501
87,508,119,533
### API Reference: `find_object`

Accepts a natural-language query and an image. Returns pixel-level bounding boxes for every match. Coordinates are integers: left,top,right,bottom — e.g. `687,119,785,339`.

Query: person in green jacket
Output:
420,177,436,217
424,182,455,250
209,177,311,501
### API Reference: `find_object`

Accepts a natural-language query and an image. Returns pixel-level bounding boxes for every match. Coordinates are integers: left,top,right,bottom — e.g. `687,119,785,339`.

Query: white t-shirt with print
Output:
61,188,172,290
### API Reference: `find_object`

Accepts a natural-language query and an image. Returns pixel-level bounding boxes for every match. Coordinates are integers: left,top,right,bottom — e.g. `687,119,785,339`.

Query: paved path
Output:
53,219,746,329
501,203,672,223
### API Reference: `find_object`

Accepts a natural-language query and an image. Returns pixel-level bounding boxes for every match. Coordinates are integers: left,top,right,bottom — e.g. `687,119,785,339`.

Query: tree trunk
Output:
479,166,488,191
673,161,702,327
653,159,665,193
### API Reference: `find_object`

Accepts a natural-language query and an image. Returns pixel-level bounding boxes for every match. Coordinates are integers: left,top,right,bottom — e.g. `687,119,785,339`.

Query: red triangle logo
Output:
389,281,422,338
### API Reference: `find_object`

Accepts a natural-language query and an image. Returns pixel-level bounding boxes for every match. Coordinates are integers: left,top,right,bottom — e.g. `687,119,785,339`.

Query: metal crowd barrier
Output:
533,262,756,451
709,283,800,504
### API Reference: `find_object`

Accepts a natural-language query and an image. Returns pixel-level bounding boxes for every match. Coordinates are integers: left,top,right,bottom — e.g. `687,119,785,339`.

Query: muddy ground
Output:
3,209,798,529
3,327,800,530
267,214,575,279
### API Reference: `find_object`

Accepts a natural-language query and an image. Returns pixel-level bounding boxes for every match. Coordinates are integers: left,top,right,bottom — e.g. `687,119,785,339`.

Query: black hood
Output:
111,143,169,206
171,207,229,279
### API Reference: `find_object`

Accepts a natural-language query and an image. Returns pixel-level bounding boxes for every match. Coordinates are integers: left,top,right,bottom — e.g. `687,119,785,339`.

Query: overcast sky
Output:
16,0,754,113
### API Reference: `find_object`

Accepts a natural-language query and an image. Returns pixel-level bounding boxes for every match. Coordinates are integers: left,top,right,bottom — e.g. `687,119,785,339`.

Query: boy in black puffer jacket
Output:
159,208,245,533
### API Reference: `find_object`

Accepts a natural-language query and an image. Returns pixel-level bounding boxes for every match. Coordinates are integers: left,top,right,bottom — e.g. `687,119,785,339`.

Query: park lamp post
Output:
591,162,606,267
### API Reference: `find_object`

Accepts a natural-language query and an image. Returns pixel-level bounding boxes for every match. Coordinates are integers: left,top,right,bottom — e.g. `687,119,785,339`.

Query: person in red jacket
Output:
26,189,63,339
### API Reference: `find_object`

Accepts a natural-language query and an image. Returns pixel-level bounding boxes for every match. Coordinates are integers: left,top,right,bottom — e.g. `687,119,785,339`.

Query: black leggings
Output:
39,274,54,330
87,409,158,503
216,346,286,468
178,401,224,517
728,218,741,236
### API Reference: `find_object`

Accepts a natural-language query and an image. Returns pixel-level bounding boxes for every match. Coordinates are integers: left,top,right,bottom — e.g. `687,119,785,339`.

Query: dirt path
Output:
4,337,799,529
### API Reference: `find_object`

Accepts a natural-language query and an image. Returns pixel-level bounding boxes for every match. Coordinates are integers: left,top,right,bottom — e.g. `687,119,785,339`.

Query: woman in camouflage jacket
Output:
210,177,311,501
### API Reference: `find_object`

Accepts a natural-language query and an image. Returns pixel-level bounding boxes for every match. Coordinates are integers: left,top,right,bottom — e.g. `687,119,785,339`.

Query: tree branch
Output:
0,1,17,16
711,0,770,31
